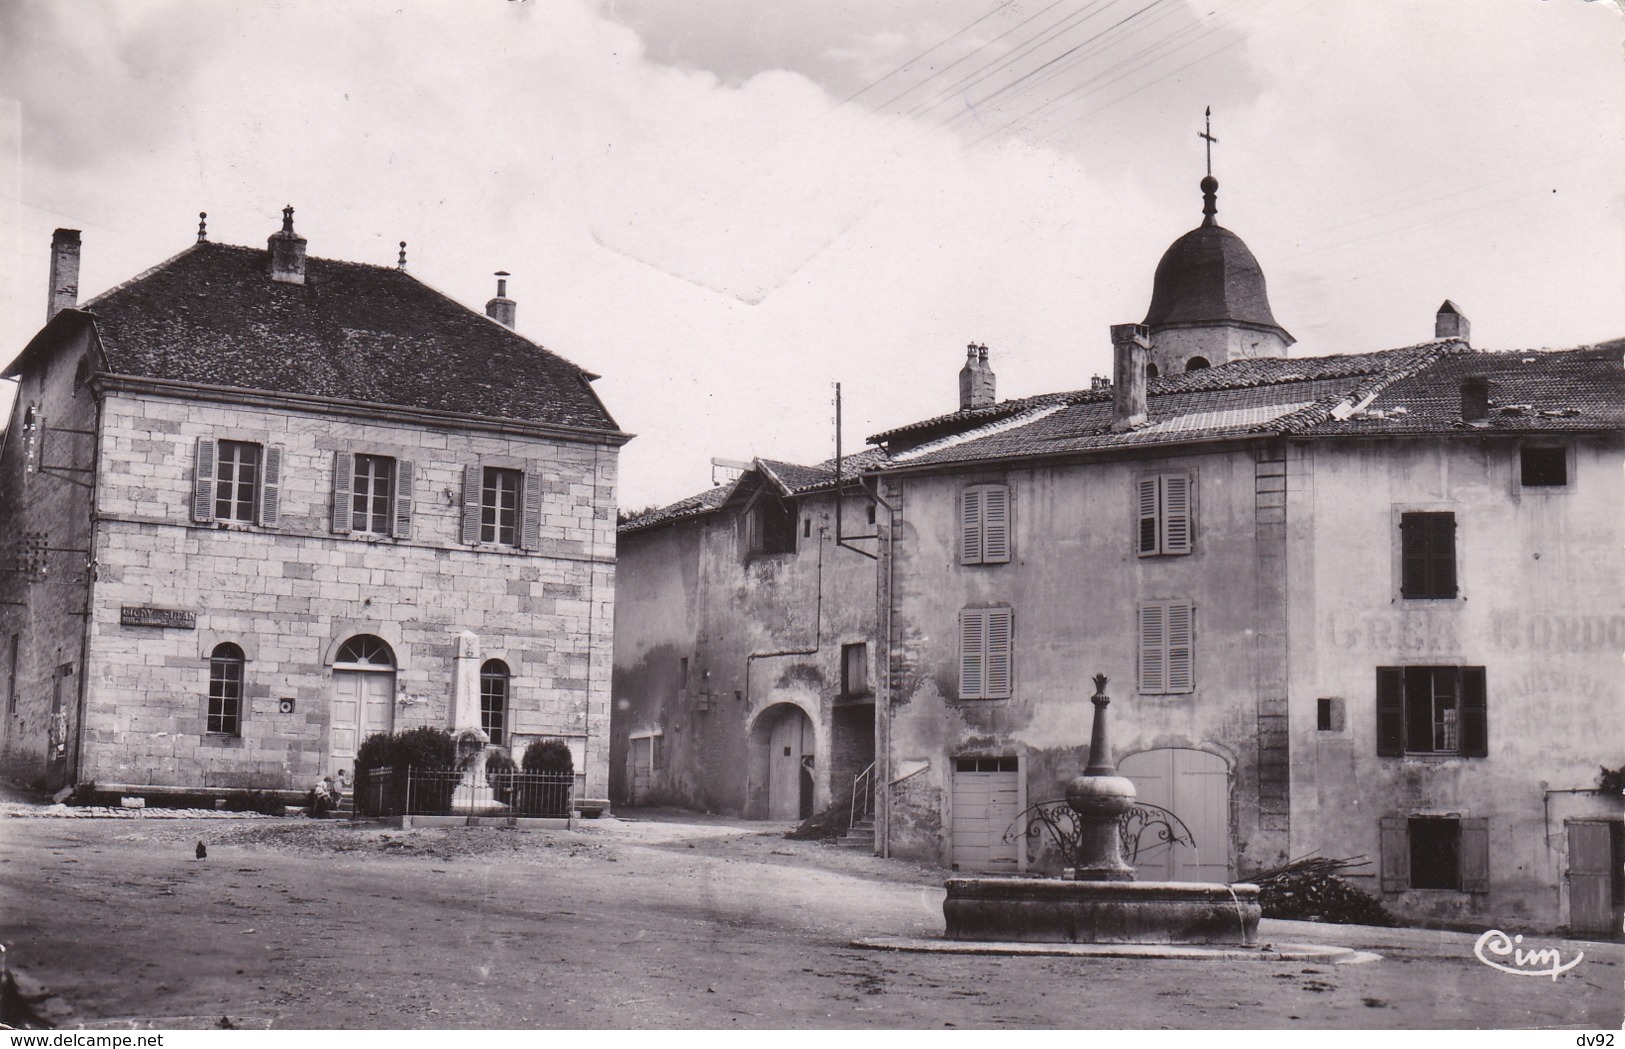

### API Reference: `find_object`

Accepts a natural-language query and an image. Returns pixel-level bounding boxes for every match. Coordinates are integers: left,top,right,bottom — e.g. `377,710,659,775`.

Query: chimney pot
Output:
1461,375,1490,423
485,271,517,328
48,228,82,321
267,206,307,285
1110,323,1152,432
1435,300,1470,344
958,342,996,411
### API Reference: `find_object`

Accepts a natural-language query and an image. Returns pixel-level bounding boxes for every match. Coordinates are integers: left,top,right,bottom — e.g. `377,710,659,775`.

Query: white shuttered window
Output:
1136,473,1193,556
1139,600,1194,694
959,607,1014,700
960,483,1011,565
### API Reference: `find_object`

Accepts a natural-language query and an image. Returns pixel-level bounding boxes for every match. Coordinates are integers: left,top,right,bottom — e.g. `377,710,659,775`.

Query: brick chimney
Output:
485,271,516,328
958,343,995,411
1110,323,1151,432
1435,300,1470,344
47,229,81,320
1461,375,1490,423
268,205,307,285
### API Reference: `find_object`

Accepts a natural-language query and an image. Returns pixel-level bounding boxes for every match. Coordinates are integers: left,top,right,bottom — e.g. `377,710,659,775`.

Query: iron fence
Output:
354,766,574,819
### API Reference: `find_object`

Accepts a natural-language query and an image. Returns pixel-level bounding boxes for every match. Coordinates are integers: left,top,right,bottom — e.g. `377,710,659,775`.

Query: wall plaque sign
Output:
120,606,196,629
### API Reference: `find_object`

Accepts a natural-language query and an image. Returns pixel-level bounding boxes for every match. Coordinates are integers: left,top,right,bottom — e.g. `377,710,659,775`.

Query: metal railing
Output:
354,766,574,819
1002,799,1197,872
848,761,876,832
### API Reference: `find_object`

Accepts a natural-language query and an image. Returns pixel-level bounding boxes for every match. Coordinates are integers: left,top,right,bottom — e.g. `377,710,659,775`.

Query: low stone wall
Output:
944,877,1261,945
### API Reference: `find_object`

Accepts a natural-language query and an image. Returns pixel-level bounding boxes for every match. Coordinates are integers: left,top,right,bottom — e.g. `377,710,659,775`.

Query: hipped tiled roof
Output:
56,242,622,434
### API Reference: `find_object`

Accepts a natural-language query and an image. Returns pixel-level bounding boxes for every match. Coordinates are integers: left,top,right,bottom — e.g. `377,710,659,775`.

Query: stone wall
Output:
77,389,618,799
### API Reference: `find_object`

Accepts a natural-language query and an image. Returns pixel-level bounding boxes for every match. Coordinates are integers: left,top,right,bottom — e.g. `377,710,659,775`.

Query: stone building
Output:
612,455,881,819
0,211,627,809
865,177,1624,935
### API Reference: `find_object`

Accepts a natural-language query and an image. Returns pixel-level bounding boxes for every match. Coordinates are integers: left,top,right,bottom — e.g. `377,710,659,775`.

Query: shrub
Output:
351,728,457,815
516,739,574,816
485,750,518,804
521,738,574,776
395,726,456,772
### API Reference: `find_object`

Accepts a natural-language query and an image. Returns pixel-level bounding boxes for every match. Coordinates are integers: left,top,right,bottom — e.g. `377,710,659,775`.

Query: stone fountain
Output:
942,674,1262,945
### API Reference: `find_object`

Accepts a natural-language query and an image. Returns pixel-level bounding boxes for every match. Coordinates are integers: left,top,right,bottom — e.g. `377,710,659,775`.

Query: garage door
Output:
1119,748,1229,882
952,757,1020,873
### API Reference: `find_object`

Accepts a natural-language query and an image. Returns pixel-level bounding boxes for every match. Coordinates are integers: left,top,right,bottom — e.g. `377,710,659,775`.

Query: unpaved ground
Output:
1,810,1619,1030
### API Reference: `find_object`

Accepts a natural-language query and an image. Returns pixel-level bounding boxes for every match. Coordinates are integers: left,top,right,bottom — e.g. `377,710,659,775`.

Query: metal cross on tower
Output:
1199,106,1218,176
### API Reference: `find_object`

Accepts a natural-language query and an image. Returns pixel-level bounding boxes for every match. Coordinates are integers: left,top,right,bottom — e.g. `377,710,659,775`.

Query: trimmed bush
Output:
352,727,458,815
517,739,574,816
485,750,518,804
521,738,574,776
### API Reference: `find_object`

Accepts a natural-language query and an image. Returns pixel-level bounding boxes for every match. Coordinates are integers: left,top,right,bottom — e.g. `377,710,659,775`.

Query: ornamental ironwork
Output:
1002,798,1197,873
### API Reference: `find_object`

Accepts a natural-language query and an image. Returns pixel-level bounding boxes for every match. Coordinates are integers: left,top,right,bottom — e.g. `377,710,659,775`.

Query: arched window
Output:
334,634,395,669
1186,356,1211,371
480,659,509,746
1145,363,1160,380
208,643,245,736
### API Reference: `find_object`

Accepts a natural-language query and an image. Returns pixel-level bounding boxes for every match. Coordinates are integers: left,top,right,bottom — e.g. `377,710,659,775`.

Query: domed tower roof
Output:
1142,175,1293,344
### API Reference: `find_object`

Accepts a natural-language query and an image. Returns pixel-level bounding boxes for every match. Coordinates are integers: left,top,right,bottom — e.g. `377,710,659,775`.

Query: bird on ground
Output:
196,841,207,859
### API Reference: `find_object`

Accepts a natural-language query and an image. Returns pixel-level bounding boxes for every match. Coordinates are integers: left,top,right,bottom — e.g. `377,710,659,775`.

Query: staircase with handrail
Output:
838,761,877,850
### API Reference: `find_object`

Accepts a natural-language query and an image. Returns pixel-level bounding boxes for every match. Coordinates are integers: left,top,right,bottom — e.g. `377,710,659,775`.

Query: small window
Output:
1400,512,1457,599
954,756,1017,773
1185,356,1210,371
803,518,811,539
214,441,262,523
749,493,797,556
1316,697,1344,732
480,659,508,746
1145,363,1159,380
678,657,689,689
959,607,1012,700
334,634,395,668
867,504,877,525
1138,601,1194,694
1376,666,1487,757
1409,817,1461,889
841,643,868,697
208,643,245,736
960,483,1010,565
481,468,522,546
352,455,395,534
1137,474,1192,557
1520,447,1567,487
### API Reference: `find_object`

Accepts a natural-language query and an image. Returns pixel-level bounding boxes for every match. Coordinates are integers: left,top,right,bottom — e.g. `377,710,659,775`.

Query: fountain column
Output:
1065,674,1138,881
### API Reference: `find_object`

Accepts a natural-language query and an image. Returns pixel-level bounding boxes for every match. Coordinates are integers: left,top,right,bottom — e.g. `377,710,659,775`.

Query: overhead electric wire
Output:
836,0,1019,108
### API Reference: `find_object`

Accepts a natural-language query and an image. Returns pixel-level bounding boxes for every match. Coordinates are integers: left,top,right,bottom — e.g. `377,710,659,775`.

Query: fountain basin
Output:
944,878,1261,945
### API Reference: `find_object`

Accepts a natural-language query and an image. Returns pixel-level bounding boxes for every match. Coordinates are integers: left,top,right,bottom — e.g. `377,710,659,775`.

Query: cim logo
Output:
1473,929,1583,980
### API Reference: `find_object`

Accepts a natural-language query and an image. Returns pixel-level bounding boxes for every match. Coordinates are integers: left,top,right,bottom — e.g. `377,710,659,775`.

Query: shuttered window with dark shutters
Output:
1400,512,1457,598
960,484,1011,565
1375,666,1487,757
959,607,1013,700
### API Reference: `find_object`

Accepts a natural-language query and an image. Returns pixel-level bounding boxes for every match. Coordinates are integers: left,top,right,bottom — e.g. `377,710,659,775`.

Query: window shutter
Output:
985,608,1012,698
1459,817,1490,892
1379,816,1409,892
1161,474,1191,555
1139,603,1166,693
461,464,482,545
1458,667,1487,757
1399,515,1426,597
1136,478,1158,556
1165,602,1193,692
1375,668,1405,756
960,487,984,565
959,608,986,699
1431,514,1458,597
192,437,217,523
257,445,283,527
331,451,354,534
982,486,1010,563
520,470,543,550
392,460,415,539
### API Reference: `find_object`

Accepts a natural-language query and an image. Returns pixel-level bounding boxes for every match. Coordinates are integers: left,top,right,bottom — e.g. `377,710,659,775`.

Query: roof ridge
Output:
80,242,207,311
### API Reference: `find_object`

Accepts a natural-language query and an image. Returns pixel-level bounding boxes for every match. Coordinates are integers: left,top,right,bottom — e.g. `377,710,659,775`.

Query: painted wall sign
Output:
120,606,197,629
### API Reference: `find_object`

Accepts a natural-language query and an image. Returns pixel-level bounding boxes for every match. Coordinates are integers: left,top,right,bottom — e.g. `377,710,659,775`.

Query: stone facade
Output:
612,466,878,819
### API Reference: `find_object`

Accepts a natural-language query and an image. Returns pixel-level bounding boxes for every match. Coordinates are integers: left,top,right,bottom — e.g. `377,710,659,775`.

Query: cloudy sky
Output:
2,0,1621,508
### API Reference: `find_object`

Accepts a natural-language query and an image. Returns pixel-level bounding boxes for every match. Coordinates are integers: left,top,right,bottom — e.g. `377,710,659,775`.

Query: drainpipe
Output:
71,337,106,787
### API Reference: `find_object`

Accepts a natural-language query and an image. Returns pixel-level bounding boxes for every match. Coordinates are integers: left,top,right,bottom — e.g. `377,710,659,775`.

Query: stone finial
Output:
197,212,208,243
397,241,408,269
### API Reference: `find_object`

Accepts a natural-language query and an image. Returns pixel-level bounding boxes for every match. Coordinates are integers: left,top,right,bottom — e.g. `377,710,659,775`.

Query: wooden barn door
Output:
1119,748,1230,882
951,757,1020,873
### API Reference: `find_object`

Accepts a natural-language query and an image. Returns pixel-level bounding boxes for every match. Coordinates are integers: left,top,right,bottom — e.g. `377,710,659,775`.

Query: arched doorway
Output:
1119,748,1230,882
756,703,814,820
329,635,396,779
